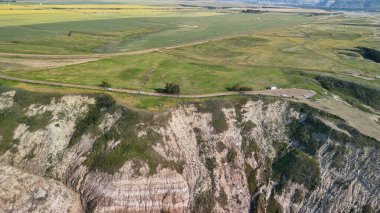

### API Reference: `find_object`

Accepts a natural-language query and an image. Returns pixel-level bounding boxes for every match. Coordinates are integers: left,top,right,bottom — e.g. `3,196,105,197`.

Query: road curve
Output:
0,74,316,99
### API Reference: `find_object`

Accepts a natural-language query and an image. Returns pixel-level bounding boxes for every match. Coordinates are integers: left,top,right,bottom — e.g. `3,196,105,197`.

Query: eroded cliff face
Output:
0,90,379,213
0,165,83,213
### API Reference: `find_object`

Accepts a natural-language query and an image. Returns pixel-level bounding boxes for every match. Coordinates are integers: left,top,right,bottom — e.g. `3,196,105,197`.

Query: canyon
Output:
0,90,379,212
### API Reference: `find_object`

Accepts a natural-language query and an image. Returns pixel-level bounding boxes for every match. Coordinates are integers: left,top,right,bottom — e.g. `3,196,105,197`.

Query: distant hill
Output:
14,0,380,11
239,0,380,11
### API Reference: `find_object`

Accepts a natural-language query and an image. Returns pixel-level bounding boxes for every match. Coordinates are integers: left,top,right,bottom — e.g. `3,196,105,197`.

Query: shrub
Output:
326,144,347,169
218,188,228,207
96,94,116,111
250,193,266,213
99,81,111,88
361,204,375,213
291,189,303,204
267,195,283,213
226,148,237,163
205,157,216,172
164,83,180,94
226,83,252,92
241,138,258,158
245,163,258,194
216,142,226,153
191,190,215,213
272,149,321,191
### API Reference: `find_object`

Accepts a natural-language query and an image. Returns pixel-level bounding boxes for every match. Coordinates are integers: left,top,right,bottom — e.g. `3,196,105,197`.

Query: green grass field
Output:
0,4,379,100
0,10,315,54
4,13,379,95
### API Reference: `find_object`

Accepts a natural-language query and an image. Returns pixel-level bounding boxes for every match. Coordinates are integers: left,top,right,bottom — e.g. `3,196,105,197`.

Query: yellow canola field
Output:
0,4,174,15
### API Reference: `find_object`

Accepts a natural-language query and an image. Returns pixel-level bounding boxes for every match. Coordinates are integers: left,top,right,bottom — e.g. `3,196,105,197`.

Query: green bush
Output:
96,94,116,110
361,204,375,213
192,190,215,213
226,83,252,92
164,83,180,94
245,163,258,194
272,149,321,191
216,142,226,153
326,144,347,169
218,188,228,207
291,189,303,204
226,148,237,163
267,195,283,213
99,81,111,88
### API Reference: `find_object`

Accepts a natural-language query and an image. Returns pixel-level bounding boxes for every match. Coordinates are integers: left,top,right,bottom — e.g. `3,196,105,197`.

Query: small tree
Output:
164,83,180,94
96,94,115,111
228,83,252,92
100,81,111,88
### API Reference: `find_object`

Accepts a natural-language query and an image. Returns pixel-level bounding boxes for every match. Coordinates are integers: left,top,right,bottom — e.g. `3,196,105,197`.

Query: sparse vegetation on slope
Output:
197,100,229,134
317,76,380,111
0,86,56,154
69,94,115,146
86,107,181,174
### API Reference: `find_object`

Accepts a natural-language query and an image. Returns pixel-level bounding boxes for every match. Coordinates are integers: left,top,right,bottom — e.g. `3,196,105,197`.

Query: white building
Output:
270,86,277,90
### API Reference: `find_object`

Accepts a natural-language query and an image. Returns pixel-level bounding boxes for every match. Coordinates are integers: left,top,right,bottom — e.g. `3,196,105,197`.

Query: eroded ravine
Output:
0,90,379,212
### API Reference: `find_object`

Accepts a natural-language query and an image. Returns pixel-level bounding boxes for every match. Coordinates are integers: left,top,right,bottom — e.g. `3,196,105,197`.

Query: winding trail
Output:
0,39,221,70
0,74,316,99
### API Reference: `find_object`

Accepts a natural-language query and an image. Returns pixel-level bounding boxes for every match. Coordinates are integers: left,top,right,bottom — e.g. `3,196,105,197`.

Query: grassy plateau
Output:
0,3,379,107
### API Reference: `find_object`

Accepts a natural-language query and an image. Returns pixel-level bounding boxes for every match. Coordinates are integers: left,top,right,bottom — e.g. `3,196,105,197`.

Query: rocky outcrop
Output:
0,91,379,212
0,90,15,110
81,163,189,213
0,165,83,212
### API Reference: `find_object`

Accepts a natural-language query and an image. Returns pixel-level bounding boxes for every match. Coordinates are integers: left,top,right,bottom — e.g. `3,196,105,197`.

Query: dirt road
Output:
0,73,315,99
0,40,214,70
1,73,378,141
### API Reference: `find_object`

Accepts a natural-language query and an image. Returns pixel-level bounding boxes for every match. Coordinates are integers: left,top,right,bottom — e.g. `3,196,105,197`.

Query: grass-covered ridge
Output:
317,76,380,111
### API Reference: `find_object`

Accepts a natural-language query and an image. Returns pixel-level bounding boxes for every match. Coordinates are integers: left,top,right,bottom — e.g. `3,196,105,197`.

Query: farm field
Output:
0,4,316,54
3,12,379,95
0,3,379,110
